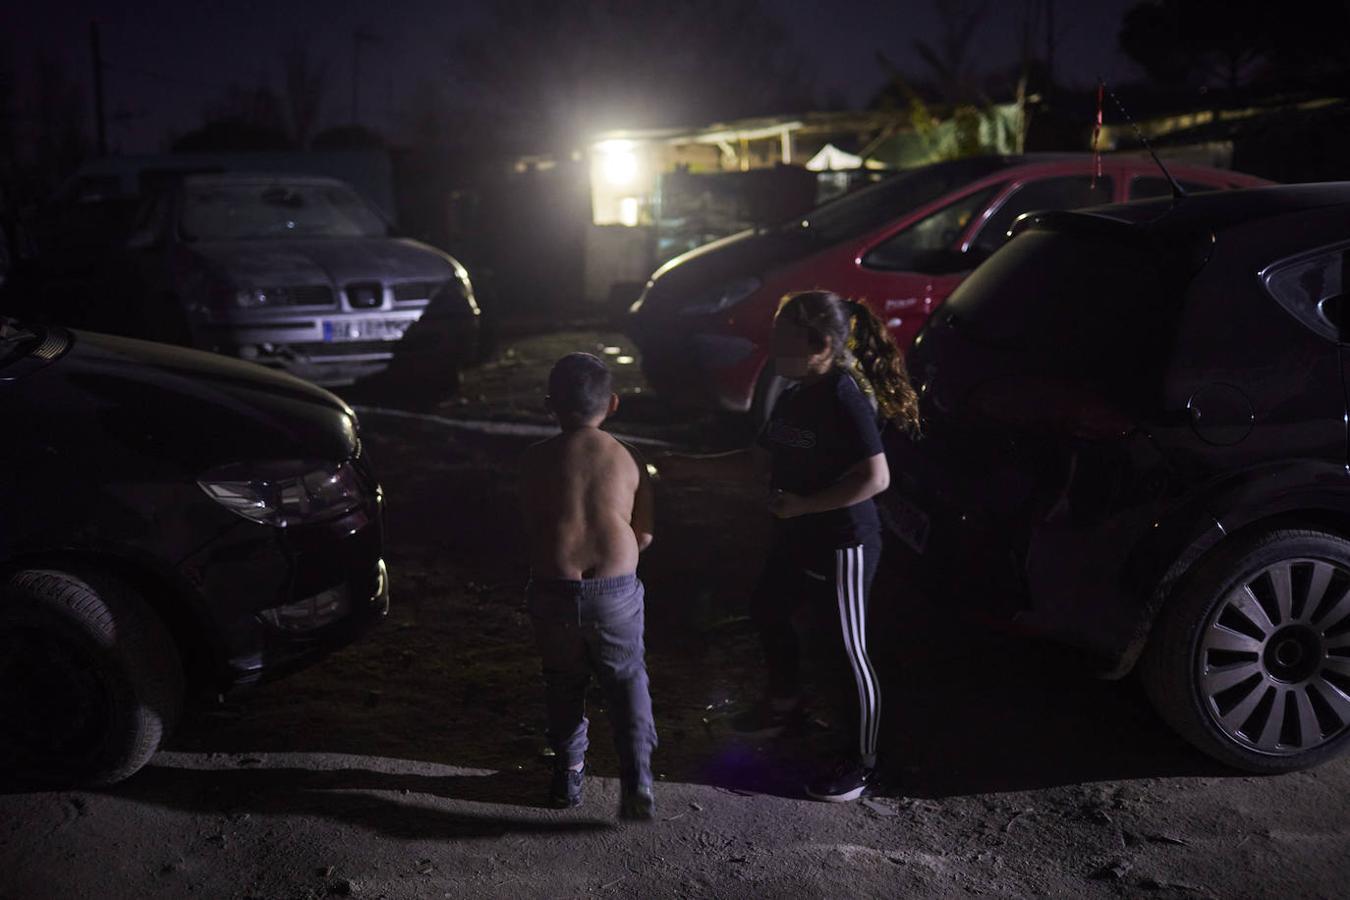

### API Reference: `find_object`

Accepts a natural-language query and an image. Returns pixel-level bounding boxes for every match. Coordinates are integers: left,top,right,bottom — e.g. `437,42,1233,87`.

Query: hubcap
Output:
1199,559,1350,755
1264,626,1322,682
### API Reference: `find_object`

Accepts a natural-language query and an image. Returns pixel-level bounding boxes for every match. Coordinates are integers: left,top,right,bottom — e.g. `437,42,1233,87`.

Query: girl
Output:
737,290,921,802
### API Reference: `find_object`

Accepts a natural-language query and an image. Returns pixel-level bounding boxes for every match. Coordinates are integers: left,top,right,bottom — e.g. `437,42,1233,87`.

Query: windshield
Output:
0,317,39,369
798,157,1013,245
179,181,388,241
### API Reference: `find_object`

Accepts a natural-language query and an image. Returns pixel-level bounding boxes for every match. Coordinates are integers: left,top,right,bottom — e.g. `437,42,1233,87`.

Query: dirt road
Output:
2,330,1347,899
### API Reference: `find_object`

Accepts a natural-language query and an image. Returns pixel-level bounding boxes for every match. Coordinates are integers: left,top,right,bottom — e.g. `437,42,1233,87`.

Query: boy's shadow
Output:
95,763,612,841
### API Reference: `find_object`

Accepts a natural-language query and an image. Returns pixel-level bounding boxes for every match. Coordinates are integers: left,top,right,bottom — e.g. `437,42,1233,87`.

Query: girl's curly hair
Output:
777,290,921,436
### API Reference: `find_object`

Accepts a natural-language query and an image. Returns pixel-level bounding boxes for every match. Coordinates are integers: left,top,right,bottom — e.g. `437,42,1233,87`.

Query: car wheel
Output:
0,569,184,786
1141,529,1350,772
751,365,787,431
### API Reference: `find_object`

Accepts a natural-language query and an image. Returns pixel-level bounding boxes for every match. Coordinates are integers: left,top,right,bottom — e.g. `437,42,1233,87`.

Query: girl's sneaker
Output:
804,758,873,803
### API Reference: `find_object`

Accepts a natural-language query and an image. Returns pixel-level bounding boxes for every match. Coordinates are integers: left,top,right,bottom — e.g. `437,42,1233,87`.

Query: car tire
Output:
0,569,184,786
1140,528,1350,773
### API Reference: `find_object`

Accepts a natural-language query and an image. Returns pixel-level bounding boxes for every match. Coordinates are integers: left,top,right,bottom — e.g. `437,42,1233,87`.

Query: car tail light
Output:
967,376,1135,441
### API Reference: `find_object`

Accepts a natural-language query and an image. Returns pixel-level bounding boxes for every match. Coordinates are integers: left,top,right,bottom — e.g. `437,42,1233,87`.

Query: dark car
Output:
129,173,480,386
0,317,389,786
627,154,1268,421
5,173,480,388
882,183,1350,772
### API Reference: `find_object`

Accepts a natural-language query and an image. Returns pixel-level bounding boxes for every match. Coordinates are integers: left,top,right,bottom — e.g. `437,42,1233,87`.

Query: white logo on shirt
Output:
767,421,816,449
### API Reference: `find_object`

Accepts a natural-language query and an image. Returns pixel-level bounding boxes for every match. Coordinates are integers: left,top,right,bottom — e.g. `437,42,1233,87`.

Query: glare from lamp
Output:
604,150,639,186
618,197,640,227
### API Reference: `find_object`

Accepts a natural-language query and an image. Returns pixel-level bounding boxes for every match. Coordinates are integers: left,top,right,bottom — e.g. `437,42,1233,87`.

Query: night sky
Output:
10,0,1142,153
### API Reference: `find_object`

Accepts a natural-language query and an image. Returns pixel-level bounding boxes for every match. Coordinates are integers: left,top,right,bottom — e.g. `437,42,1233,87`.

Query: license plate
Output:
322,319,410,342
880,492,930,554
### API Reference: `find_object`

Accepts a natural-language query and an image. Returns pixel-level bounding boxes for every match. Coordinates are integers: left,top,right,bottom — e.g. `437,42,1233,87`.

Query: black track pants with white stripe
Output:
750,531,883,766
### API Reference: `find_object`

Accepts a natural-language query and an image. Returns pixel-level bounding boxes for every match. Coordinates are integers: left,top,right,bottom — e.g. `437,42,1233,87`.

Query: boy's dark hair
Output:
548,352,613,424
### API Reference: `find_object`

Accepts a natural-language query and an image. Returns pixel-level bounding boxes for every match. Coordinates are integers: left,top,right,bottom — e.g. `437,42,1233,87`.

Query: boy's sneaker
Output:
730,698,803,737
804,758,873,803
549,764,584,808
619,783,655,822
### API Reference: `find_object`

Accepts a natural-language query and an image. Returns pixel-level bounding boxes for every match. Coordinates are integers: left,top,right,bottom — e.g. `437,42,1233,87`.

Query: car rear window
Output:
939,226,1188,392
862,185,1002,273
798,157,1011,245
969,175,1114,258
1262,243,1350,342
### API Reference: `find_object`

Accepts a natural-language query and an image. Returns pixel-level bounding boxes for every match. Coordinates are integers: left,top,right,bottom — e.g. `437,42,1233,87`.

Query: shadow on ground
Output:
106,762,612,840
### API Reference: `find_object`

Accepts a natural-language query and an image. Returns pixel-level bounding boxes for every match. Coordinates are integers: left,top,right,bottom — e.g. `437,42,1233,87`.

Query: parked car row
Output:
0,164,489,788
2,170,480,388
627,153,1268,422
7,151,1349,785
632,156,1350,773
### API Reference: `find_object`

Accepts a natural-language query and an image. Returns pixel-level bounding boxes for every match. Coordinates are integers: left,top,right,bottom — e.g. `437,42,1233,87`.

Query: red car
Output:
627,154,1270,420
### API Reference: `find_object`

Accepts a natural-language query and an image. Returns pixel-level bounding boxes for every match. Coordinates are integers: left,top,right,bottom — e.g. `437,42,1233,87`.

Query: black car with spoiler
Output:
883,183,1350,772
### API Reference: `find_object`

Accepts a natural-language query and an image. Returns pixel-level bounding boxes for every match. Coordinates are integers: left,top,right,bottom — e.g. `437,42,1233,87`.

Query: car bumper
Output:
220,556,390,690
180,454,390,692
194,307,479,386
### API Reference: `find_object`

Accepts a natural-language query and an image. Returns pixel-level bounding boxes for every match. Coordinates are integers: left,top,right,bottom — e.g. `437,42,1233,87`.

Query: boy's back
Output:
521,428,650,580
522,352,657,819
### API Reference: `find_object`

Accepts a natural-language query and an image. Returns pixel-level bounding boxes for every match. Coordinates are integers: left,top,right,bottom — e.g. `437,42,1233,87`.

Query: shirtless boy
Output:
519,352,657,820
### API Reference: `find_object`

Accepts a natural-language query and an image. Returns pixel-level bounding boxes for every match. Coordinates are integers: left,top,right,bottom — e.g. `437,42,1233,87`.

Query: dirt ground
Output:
2,328,1348,899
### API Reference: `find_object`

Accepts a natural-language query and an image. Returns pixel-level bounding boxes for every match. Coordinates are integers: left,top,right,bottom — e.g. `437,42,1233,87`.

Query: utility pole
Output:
89,21,108,156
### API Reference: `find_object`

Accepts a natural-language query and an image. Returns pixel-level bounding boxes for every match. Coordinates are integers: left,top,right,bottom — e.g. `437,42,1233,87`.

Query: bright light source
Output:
618,197,640,226
602,346,622,355
615,355,635,365
591,139,648,226
605,153,638,186
596,139,639,187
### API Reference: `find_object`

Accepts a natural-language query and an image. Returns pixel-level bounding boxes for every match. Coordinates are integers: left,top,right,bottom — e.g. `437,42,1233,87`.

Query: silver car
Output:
126,173,479,386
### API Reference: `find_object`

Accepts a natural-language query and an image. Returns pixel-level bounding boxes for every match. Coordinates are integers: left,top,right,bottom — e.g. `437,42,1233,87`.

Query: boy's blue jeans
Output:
526,573,656,789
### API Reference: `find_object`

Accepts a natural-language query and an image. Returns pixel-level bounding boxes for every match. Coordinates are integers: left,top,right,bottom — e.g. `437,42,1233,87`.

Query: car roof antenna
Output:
1097,76,1187,201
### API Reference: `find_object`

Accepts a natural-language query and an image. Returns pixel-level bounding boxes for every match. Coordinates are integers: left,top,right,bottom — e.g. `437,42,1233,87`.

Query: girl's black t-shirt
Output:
757,367,885,547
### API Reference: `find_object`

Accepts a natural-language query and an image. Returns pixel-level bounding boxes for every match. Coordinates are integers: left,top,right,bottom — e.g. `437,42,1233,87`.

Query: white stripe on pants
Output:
836,545,880,766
